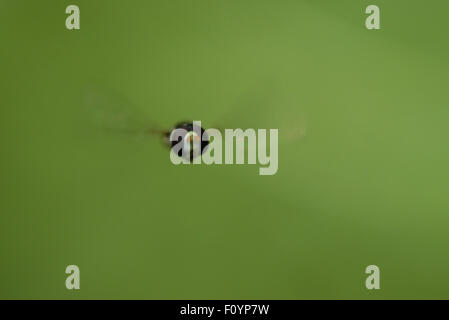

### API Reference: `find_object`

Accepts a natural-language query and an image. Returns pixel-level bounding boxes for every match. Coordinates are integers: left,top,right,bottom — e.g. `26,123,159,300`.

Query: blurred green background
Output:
1,0,449,299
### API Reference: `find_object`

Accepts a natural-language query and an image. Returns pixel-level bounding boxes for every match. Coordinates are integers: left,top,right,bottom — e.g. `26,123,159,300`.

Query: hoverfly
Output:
84,85,306,161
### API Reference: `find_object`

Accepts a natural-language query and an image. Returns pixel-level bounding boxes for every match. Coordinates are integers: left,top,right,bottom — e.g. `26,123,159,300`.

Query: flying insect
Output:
84,85,306,161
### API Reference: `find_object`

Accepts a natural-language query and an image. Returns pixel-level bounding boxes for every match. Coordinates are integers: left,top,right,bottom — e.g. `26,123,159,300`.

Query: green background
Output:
1,0,449,299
